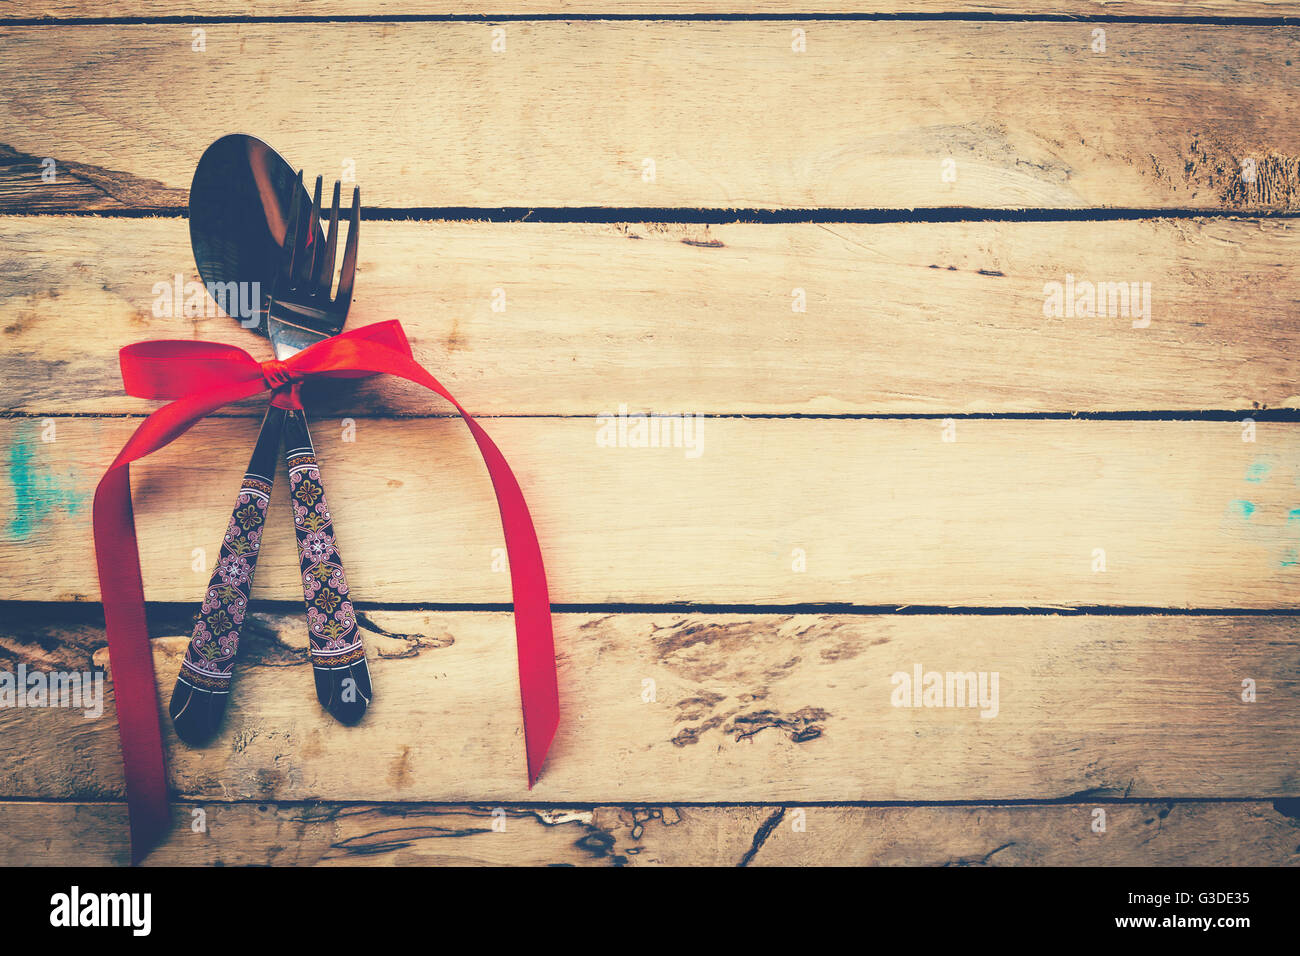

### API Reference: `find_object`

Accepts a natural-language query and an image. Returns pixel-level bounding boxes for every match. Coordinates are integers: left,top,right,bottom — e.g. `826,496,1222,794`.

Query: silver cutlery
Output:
170,135,370,744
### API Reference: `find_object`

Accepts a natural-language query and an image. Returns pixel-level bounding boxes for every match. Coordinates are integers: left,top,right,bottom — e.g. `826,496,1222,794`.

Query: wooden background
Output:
1,2,1298,865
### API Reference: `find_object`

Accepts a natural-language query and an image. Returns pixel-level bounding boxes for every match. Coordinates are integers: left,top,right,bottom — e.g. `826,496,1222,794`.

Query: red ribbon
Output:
93,320,559,863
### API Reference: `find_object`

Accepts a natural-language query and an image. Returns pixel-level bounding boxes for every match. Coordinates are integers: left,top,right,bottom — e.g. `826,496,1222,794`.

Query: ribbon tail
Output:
462,416,560,788
290,335,562,786
93,377,268,863
352,349,559,786
94,465,170,863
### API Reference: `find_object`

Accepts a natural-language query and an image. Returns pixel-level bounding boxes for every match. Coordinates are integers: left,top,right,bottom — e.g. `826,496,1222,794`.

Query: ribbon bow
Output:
93,320,559,863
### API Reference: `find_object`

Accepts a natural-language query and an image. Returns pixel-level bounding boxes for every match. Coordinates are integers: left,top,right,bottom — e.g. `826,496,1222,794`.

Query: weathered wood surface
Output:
2,24,1298,211
2,417,1297,606
7,1,1300,20
4,216,1299,415
0,610,1295,801
0,800,1294,867
1,10,1295,872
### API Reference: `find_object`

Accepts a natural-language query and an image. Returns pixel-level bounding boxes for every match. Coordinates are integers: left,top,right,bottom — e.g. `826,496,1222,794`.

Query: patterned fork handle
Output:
169,405,287,745
285,408,373,723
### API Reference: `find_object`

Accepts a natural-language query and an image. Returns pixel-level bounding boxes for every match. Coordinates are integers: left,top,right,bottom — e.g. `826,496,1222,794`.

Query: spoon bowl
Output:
188,134,322,335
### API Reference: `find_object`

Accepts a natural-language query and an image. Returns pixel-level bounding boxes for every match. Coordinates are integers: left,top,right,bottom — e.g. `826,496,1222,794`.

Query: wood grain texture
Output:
2,417,1298,606
7,1,1300,19
0,609,1296,801
0,800,1294,867
1,23,1298,211
4,216,1300,415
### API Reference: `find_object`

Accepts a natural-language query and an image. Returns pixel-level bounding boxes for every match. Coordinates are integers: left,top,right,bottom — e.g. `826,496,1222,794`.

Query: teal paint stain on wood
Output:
1281,548,1299,568
5,432,85,542
1227,499,1256,520
1288,508,1300,523
1244,460,1272,483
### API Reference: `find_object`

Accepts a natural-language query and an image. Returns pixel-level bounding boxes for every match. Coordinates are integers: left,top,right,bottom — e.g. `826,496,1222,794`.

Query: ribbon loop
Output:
94,320,559,863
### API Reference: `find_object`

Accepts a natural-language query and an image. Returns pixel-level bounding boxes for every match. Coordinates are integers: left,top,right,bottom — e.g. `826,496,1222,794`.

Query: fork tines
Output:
279,170,360,311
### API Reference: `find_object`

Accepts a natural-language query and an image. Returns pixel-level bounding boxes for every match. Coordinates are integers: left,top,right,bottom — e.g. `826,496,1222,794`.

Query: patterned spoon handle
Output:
285,408,372,723
169,404,287,745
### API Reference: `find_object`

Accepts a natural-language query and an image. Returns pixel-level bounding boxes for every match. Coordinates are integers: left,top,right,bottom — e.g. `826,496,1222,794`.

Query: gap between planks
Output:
11,207,1300,221
9,600,1300,616
3,2,1300,25
3,16,1300,25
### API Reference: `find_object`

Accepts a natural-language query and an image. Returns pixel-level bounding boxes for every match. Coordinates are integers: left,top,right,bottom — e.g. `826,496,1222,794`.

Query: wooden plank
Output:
2,417,1298,606
0,800,1294,867
7,2,1300,20
1,23,1298,211
4,216,1300,416
0,610,1295,801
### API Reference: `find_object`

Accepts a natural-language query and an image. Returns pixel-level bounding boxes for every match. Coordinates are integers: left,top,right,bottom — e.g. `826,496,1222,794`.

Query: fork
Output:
275,174,373,725
169,173,371,744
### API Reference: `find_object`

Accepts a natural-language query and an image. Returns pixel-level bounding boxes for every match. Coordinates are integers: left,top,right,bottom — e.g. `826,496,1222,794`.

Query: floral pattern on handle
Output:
177,475,272,692
287,438,364,670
